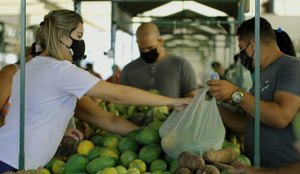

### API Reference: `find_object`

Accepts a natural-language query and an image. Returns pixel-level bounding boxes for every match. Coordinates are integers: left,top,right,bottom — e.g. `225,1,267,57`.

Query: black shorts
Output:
0,160,17,173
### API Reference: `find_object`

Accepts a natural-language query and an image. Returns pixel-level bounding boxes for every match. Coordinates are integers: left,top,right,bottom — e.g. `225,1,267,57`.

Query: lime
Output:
120,150,138,168
90,135,104,146
103,136,119,147
52,160,65,174
77,140,94,155
127,167,141,174
40,168,51,174
150,159,167,172
129,159,147,173
169,160,178,173
44,157,63,171
100,147,119,161
138,143,161,164
101,167,118,174
115,165,127,174
118,137,139,153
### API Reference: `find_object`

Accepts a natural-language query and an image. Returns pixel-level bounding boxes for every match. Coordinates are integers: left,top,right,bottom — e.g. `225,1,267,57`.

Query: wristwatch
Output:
231,89,244,104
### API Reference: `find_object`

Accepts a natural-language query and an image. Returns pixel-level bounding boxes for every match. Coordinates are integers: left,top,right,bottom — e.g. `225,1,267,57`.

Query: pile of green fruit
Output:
43,127,179,174
99,100,169,127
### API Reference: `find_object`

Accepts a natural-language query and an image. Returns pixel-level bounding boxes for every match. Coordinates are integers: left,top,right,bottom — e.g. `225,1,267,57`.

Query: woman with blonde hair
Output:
0,9,189,172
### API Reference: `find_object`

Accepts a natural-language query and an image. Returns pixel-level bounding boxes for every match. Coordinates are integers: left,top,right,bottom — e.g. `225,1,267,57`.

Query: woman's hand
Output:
64,128,84,141
170,98,192,111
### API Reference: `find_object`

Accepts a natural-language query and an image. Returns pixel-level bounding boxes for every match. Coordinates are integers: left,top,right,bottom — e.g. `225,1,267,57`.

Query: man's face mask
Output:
140,48,159,64
64,36,86,62
239,42,254,72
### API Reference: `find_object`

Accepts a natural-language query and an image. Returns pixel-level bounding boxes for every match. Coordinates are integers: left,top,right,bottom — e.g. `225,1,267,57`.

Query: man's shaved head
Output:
135,22,166,62
136,23,160,39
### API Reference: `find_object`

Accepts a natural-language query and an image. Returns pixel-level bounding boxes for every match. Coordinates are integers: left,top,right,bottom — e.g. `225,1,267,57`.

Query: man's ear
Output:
158,37,164,47
250,40,256,51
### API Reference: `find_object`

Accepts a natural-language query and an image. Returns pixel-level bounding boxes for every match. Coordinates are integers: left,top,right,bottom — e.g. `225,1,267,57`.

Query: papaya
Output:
147,120,163,130
87,156,117,174
87,146,103,161
135,128,160,145
64,154,89,174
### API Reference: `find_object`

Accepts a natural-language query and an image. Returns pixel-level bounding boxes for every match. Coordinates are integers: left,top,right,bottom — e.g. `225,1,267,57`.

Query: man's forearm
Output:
218,105,246,134
251,161,300,174
238,91,297,128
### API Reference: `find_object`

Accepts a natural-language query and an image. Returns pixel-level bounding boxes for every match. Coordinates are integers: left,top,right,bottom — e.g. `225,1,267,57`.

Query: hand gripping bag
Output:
159,86,225,159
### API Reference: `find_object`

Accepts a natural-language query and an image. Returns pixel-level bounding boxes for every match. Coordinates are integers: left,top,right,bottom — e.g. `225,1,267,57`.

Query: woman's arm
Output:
85,81,190,108
0,65,17,126
0,65,17,110
74,96,139,136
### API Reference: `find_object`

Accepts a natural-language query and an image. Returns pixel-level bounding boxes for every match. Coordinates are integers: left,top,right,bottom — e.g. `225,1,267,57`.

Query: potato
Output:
197,165,220,174
230,160,244,167
212,162,234,172
203,148,237,164
178,151,205,170
175,167,192,174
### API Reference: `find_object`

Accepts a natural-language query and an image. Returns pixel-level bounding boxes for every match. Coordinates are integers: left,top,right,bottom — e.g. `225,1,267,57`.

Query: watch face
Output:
233,91,243,103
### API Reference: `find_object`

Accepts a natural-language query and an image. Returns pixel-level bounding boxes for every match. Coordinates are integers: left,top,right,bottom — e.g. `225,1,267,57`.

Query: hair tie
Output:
277,27,282,33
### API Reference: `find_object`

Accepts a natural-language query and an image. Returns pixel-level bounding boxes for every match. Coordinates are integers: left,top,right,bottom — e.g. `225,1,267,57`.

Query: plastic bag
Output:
159,86,225,159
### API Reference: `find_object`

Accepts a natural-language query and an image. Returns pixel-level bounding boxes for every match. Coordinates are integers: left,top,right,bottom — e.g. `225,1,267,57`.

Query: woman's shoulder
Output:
0,64,18,76
33,56,74,67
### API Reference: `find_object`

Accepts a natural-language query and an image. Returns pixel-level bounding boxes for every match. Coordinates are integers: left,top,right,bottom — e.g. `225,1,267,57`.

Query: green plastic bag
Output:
159,86,225,159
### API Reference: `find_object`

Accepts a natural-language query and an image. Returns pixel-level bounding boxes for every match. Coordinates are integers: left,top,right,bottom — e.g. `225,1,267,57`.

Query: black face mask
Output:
140,48,159,64
239,42,254,72
67,37,86,62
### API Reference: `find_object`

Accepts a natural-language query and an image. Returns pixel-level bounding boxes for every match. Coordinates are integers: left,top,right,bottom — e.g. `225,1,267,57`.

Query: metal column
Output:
19,0,26,170
254,0,261,167
74,0,82,67
111,1,117,83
